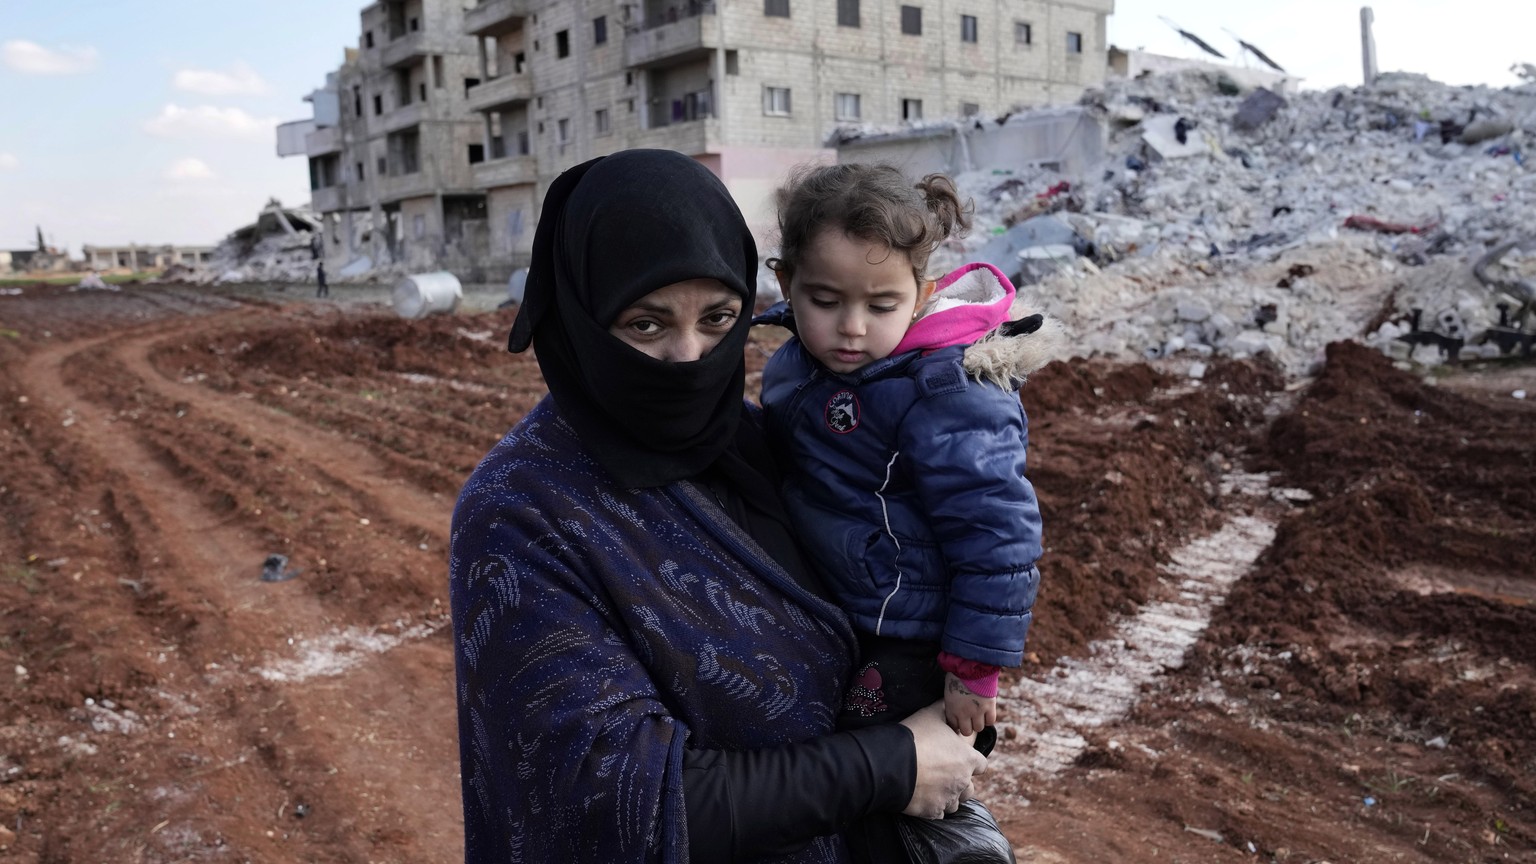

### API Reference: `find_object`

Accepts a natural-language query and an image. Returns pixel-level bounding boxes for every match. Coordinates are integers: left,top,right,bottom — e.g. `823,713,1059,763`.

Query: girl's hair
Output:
767,163,973,285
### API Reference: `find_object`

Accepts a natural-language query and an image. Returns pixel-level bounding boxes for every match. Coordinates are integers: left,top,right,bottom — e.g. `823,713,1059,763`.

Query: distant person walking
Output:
315,261,329,298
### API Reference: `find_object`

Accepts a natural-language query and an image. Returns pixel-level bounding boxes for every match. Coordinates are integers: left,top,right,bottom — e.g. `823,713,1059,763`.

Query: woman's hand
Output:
898,700,987,819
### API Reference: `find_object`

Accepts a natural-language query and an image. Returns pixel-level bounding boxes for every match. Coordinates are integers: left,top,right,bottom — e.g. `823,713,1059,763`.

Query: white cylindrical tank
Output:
393,272,463,319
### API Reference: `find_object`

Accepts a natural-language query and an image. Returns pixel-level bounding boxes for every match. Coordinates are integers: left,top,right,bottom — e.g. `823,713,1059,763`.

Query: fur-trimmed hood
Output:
895,262,1069,389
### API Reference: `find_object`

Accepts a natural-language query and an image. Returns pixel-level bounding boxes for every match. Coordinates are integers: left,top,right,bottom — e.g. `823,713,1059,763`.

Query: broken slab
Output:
1233,88,1286,131
1142,114,1209,160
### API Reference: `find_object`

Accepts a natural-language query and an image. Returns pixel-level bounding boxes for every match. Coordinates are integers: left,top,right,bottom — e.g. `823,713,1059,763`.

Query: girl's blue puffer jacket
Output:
759,265,1067,668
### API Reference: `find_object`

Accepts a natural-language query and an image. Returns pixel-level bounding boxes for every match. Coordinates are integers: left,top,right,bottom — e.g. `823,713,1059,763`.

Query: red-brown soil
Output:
1,284,1531,862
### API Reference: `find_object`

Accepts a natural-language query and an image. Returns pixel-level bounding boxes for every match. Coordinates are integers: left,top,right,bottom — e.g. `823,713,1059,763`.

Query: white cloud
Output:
164,158,216,181
172,62,268,96
1,40,98,75
0,153,18,171
143,104,278,138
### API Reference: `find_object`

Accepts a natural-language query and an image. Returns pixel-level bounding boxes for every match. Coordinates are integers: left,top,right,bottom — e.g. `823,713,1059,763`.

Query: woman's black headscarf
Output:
508,149,760,489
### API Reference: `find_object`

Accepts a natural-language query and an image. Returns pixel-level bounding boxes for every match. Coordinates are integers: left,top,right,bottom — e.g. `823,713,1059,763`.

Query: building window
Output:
557,30,570,58
465,77,480,97
763,86,791,116
764,0,790,18
900,6,922,35
594,16,608,45
835,92,861,121
433,55,444,87
517,130,530,154
409,16,419,32
353,85,362,116
960,14,977,43
365,31,374,49
1067,31,1083,53
356,161,364,181
377,156,387,176
1014,21,1032,45
515,52,527,74
837,0,859,27
557,117,570,143
373,94,383,115
902,98,923,120
961,101,980,116
468,143,485,164
595,108,611,136
725,50,739,75
418,82,427,102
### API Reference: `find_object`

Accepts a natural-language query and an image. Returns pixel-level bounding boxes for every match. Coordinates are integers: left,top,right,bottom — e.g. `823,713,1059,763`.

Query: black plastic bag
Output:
895,799,1016,864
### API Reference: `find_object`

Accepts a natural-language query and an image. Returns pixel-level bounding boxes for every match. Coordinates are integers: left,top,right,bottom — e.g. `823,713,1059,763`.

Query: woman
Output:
448,150,985,863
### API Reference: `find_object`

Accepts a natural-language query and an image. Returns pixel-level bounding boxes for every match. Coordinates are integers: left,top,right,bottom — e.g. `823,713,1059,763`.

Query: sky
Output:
0,1,1529,253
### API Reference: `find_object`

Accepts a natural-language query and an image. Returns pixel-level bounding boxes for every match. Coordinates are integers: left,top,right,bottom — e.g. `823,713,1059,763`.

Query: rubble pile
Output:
933,69,1536,376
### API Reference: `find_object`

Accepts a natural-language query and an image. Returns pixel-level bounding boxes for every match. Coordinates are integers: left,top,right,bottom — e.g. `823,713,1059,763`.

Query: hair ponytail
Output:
916,174,973,241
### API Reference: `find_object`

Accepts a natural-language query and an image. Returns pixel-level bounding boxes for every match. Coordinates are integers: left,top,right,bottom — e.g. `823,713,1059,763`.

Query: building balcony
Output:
624,7,720,69
630,117,719,155
380,170,436,203
306,125,343,157
384,101,436,133
464,0,529,36
276,119,315,157
471,154,537,189
466,73,533,113
381,31,430,69
311,185,347,213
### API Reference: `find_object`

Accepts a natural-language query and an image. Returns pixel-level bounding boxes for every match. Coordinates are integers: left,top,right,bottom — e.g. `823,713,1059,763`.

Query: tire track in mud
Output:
986,474,1286,791
20,309,463,861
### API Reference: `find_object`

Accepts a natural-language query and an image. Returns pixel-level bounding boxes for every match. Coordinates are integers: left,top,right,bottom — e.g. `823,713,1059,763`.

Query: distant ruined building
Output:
279,0,1116,281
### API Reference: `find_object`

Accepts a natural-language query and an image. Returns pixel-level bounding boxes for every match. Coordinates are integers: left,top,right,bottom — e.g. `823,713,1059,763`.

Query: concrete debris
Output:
925,67,1536,376
1232,87,1287,132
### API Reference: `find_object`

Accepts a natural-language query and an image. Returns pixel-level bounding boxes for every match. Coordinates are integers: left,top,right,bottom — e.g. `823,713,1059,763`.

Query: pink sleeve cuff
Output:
938,651,1000,698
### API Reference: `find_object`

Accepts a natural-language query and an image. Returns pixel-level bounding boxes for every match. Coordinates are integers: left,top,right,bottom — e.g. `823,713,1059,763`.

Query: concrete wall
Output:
1109,48,1300,95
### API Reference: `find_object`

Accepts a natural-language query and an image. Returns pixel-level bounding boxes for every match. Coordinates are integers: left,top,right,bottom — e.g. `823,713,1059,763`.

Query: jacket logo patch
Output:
825,390,860,433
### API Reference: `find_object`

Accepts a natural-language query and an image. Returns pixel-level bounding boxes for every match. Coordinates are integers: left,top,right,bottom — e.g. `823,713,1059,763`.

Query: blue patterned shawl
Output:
450,397,859,863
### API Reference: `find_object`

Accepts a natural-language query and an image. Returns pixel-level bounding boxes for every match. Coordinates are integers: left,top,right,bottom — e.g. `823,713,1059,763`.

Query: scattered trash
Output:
1514,390,1527,400
1183,825,1225,844
1426,735,1449,749
260,554,301,583
1364,796,1377,807
1188,361,1208,380
294,803,311,818
1342,216,1439,236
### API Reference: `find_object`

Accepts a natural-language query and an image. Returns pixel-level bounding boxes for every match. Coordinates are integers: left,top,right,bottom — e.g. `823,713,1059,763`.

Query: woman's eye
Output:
809,298,837,309
705,310,738,327
629,320,661,335
871,304,898,314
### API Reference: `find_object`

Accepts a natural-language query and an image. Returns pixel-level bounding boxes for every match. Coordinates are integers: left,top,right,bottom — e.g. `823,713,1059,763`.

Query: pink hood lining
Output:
891,262,1017,355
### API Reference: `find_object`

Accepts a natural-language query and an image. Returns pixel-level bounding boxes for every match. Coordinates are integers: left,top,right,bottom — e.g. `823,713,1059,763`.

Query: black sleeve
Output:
683,724,916,862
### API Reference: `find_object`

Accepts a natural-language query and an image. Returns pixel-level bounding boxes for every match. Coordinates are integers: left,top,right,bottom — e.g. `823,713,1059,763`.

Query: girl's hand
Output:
943,672,998,737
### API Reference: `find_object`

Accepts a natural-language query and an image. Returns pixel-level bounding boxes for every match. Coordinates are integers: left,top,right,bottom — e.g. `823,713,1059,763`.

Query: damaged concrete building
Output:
284,0,1115,280
81,244,215,272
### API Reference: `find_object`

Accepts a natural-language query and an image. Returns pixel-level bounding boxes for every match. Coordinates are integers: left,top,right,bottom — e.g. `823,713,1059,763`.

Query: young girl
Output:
760,163,1063,751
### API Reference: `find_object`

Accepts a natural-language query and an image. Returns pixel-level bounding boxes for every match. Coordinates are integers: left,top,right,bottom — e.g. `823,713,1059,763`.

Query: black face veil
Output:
507,149,759,488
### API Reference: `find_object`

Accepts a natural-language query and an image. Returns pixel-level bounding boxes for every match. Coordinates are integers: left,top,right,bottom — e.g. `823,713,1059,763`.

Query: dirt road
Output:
1,283,1531,862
